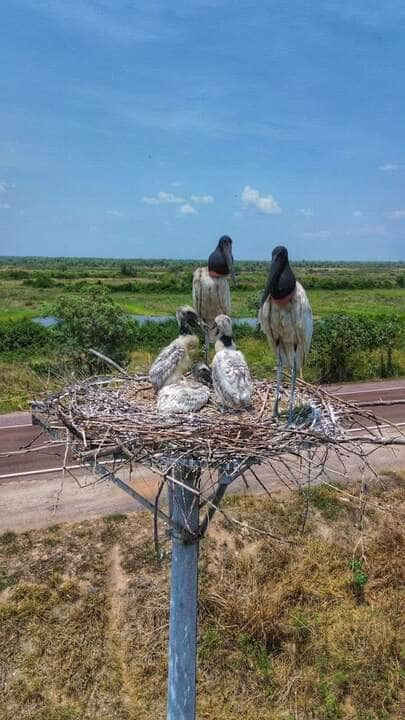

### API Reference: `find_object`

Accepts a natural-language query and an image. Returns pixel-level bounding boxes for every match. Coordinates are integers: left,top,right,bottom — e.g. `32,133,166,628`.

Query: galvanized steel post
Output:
167,458,201,720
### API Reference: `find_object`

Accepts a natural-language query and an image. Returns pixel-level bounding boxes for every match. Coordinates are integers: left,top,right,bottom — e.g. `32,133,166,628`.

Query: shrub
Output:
50,285,137,366
132,319,178,350
0,319,51,354
23,272,55,288
0,269,30,280
119,263,137,277
309,315,385,383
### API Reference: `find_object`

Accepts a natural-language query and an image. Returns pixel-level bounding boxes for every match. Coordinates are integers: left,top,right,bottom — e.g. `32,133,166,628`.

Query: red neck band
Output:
271,288,296,305
208,270,228,278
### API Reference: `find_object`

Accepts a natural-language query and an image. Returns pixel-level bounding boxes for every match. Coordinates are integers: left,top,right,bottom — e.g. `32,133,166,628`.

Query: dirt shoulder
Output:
1,428,405,533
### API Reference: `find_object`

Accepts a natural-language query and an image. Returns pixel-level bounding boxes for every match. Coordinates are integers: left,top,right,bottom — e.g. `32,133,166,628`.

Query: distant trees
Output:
119,262,137,277
23,272,55,288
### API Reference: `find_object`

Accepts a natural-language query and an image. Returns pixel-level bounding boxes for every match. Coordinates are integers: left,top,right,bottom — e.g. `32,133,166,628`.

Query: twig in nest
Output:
88,348,129,376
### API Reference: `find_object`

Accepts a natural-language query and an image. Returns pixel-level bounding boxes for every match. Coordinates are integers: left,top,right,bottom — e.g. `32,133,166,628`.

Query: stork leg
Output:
203,332,210,364
273,344,283,419
288,351,298,426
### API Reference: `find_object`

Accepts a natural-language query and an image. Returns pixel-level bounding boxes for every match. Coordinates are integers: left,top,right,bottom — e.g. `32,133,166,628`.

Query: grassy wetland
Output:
0,256,405,412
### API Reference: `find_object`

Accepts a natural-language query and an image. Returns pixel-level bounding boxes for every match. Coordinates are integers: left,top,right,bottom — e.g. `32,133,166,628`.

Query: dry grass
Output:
0,483,404,720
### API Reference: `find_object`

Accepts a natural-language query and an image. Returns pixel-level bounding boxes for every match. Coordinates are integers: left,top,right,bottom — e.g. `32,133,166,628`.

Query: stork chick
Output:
211,314,253,411
148,306,200,391
192,235,235,358
258,246,313,422
157,379,210,415
192,361,212,387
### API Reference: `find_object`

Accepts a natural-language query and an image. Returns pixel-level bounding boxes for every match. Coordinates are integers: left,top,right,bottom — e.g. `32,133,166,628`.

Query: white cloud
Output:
106,209,123,216
0,203,11,209
379,163,399,171
179,203,198,215
171,180,182,187
352,210,363,217
0,180,15,193
142,191,185,205
190,194,214,204
387,209,405,219
302,230,331,239
241,185,281,214
297,208,313,217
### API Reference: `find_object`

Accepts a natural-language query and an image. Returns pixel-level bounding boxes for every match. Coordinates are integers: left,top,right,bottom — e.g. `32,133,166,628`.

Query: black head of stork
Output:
262,245,296,303
175,305,201,335
208,235,236,282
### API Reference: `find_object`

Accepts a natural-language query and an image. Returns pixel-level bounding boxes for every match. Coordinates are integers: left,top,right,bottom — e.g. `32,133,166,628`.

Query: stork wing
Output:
192,267,231,323
148,341,185,389
157,382,210,414
192,267,205,318
258,298,278,354
294,282,313,359
212,350,253,407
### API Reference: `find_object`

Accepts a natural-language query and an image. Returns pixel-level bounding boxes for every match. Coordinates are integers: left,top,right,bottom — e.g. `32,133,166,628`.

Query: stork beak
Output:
198,318,210,334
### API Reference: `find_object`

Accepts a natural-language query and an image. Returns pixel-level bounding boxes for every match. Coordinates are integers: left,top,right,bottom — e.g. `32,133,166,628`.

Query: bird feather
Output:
212,348,253,409
192,267,231,341
157,381,210,414
148,340,188,390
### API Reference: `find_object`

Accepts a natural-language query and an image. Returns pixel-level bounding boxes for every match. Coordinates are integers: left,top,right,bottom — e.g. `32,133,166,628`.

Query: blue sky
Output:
0,1,405,261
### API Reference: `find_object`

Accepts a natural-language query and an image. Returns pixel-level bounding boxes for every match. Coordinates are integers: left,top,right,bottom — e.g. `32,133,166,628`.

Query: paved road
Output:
325,379,405,427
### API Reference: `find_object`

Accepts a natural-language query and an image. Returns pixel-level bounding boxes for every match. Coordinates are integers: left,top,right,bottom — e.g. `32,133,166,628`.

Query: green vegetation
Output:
0,256,404,412
0,318,51,354
51,285,137,366
309,314,404,383
350,558,369,590
0,482,404,719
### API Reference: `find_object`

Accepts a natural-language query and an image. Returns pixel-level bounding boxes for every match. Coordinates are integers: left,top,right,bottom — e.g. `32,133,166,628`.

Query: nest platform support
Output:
28,369,405,720
167,457,201,720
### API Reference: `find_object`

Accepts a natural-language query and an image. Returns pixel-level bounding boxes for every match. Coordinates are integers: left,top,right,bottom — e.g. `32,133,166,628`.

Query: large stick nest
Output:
32,372,405,475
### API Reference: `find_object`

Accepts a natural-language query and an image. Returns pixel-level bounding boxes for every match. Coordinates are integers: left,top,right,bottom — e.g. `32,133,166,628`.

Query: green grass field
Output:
1,278,405,321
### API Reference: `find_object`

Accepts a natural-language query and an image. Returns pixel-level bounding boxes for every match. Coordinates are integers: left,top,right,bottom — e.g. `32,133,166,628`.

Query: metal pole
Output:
167,458,201,720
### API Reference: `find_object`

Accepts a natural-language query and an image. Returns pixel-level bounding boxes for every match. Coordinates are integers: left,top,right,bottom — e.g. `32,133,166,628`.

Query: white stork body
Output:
148,334,199,391
259,246,313,421
211,315,253,411
157,379,210,414
192,267,231,342
258,281,313,372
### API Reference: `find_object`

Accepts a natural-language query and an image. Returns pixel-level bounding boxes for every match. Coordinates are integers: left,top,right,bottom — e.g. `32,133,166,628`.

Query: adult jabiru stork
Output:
258,246,313,422
192,235,235,357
